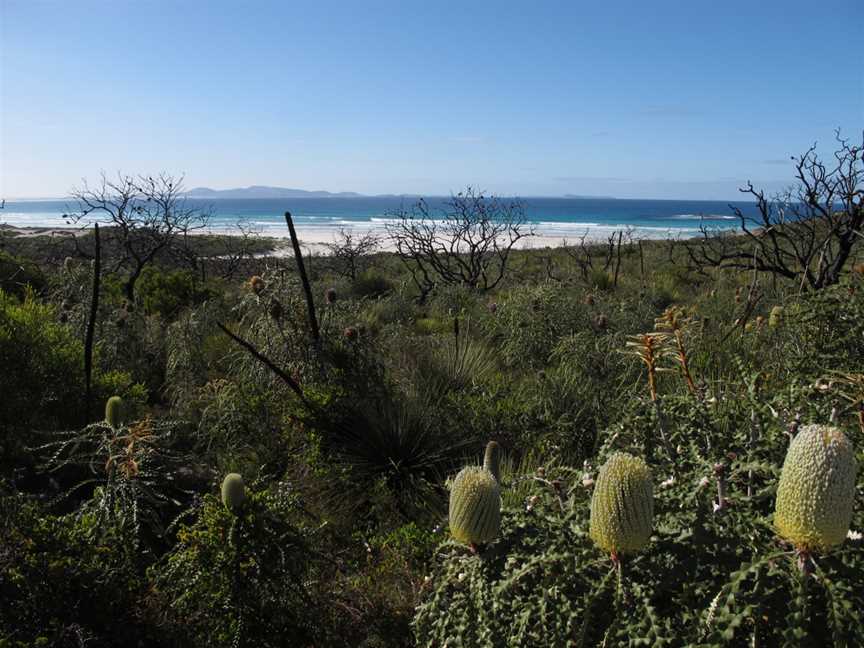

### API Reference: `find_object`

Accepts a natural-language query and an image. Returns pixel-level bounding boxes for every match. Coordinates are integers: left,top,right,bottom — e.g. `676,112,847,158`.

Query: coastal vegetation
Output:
1,140,863,647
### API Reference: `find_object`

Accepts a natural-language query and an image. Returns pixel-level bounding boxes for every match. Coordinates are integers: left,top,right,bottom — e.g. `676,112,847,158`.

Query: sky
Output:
1,0,862,200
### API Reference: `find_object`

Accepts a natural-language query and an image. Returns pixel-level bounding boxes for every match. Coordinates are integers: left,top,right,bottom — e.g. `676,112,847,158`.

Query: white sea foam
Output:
670,214,736,220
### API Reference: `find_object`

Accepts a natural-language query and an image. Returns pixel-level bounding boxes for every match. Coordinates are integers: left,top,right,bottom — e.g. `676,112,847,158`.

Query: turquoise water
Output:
1,196,756,239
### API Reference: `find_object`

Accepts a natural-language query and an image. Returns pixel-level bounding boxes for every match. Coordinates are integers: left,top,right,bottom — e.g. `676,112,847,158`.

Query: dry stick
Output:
84,222,100,423
638,239,645,294
284,211,320,346
714,462,728,513
217,322,310,408
613,230,623,288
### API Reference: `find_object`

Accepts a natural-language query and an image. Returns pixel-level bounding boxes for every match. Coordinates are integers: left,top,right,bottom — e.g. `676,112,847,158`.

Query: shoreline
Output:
0,223,703,257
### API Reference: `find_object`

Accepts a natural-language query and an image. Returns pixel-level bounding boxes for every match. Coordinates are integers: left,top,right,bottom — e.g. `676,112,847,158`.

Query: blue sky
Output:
1,0,861,200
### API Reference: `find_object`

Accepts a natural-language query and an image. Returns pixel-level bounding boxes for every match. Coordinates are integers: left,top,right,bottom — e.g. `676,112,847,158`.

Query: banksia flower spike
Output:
774,424,857,555
449,441,502,548
105,396,126,429
324,287,337,304
589,453,654,559
344,326,358,341
221,473,247,514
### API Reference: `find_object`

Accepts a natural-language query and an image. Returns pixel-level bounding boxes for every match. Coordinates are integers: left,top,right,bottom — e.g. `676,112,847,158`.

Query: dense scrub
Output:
1,232,863,646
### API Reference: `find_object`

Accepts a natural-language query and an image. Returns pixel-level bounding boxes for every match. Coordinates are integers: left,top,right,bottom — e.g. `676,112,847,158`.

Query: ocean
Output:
1,196,756,241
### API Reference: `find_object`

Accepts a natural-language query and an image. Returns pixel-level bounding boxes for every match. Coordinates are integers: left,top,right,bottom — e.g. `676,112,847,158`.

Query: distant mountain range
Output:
184,186,365,199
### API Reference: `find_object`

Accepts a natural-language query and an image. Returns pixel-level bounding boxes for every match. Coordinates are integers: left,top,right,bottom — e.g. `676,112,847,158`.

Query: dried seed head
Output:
248,275,265,295
594,313,608,330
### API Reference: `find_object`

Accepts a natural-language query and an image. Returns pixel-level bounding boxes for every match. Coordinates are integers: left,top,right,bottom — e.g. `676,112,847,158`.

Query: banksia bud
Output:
449,441,501,546
483,440,501,481
221,473,247,514
324,287,337,304
589,453,653,557
105,396,126,429
63,256,75,273
769,306,784,328
774,424,858,552
487,302,498,314
248,275,265,295
584,293,595,306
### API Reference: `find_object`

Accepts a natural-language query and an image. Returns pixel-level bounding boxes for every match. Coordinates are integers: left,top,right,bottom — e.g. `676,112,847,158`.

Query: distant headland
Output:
181,186,620,200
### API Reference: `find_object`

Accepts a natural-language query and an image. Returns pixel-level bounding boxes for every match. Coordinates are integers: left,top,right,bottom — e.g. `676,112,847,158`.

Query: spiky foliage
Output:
221,473,246,513
413,318,495,396
105,395,126,428
448,442,502,545
774,424,857,552
312,385,475,521
36,417,193,545
589,453,654,557
418,466,682,647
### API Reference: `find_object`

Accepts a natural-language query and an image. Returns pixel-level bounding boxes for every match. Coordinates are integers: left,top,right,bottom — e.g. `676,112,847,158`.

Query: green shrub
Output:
589,268,614,291
0,251,46,298
353,269,393,298
137,266,213,318
0,491,147,646
149,486,340,647
0,289,83,465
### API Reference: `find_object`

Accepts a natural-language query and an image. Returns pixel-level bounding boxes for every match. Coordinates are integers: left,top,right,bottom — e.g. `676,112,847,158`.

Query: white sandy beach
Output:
2,223,681,257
